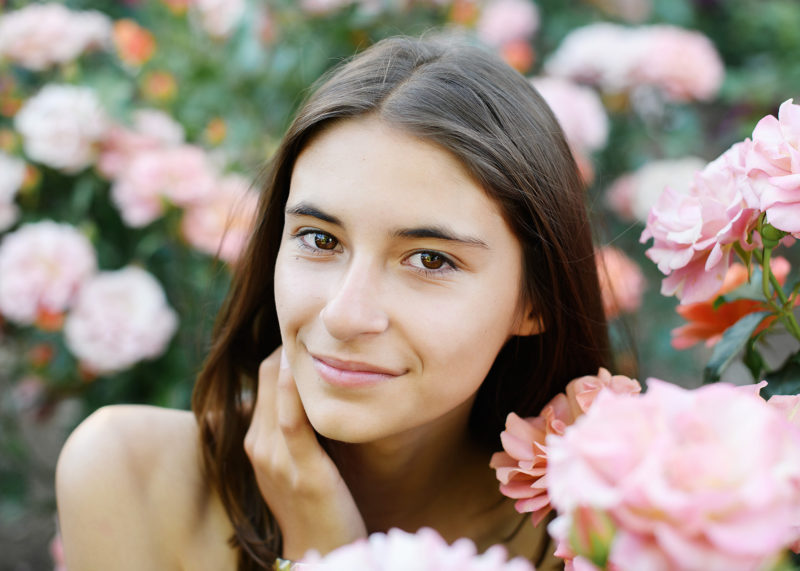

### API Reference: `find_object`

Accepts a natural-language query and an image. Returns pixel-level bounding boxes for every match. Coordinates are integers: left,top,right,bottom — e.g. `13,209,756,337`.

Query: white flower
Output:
0,4,111,71
64,266,178,374
191,0,246,39
0,152,26,231
0,221,96,325
476,0,540,48
15,84,109,173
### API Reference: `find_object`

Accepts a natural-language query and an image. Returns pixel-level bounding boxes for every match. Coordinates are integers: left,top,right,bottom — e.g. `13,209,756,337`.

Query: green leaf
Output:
703,311,772,384
743,340,768,382
763,351,800,398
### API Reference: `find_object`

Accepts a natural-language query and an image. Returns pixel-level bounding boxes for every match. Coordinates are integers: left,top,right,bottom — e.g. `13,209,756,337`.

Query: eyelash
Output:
290,229,459,277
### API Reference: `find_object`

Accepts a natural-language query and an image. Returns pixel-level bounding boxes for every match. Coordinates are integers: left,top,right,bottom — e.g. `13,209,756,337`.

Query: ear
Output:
512,307,544,337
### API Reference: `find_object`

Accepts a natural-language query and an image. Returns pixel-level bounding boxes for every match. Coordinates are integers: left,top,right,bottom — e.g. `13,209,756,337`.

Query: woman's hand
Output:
244,348,368,560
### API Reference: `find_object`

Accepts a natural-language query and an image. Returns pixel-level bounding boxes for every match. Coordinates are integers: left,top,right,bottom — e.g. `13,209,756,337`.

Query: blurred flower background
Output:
0,0,798,568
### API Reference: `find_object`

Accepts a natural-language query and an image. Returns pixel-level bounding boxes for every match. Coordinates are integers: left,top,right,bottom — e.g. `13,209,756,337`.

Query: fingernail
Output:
280,348,289,370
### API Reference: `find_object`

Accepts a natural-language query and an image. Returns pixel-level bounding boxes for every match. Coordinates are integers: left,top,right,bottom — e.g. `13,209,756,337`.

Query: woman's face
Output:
274,116,537,444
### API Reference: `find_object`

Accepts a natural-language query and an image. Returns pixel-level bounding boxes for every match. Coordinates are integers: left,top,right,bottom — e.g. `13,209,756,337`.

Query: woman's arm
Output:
55,405,195,570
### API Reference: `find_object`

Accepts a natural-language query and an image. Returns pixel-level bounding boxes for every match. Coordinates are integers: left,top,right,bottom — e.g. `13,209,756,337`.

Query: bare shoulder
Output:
56,405,235,570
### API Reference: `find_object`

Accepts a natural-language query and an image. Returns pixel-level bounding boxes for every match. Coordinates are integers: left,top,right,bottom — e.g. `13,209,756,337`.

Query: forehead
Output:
288,116,513,238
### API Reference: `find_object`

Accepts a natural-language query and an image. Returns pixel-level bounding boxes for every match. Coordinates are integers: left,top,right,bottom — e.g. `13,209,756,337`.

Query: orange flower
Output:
500,39,535,73
203,117,227,145
671,257,790,350
449,0,480,26
113,19,156,66
141,70,177,102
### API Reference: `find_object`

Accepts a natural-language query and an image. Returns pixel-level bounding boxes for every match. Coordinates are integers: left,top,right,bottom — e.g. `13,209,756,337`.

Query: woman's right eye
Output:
295,230,339,253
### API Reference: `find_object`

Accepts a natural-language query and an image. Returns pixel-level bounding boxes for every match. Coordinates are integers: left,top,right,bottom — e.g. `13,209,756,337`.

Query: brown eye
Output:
313,232,337,250
419,252,444,269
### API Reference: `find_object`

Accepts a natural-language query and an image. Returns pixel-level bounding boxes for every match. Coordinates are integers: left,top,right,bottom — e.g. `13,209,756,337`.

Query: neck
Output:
325,401,501,537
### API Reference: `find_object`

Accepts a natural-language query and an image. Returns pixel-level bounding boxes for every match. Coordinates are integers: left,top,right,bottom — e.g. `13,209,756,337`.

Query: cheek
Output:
274,252,322,336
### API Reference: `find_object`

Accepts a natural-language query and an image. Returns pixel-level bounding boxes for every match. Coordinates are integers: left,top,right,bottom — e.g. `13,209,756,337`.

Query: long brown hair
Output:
192,35,610,569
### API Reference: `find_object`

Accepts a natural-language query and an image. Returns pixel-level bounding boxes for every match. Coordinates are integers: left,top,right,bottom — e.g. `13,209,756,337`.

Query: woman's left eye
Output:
406,251,457,275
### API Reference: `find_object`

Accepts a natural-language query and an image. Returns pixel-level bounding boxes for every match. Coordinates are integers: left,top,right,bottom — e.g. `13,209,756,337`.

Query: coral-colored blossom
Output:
113,19,156,66
300,527,534,570
671,257,790,349
490,368,641,526
546,380,800,570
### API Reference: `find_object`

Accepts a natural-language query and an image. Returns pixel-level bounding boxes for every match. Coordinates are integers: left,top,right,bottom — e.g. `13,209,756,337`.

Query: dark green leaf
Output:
763,351,800,398
704,311,772,384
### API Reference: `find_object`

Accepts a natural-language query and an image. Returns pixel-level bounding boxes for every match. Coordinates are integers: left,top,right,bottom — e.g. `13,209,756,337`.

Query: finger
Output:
245,347,282,457
276,358,324,466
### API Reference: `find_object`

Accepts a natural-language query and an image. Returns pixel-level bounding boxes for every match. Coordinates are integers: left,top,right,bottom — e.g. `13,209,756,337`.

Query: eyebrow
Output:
286,201,489,249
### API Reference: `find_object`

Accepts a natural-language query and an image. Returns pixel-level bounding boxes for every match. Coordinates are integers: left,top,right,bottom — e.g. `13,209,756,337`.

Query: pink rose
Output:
190,0,246,39
641,143,760,304
180,173,259,264
98,109,185,179
745,99,800,234
64,266,178,374
629,25,724,102
547,380,800,570
491,368,641,526
111,144,216,227
595,246,645,319
301,527,534,570
0,221,96,326
530,76,608,153
476,0,540,48
0,4,111,71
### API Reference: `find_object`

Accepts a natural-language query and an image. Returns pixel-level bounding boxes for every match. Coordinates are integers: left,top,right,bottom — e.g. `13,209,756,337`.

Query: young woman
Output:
56,36,610,570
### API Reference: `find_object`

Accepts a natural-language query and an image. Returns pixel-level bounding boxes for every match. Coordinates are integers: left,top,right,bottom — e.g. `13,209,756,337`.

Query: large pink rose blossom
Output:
745,99,800,234
111,145,216,227
14,84,109,173
64,266,178,374
181,174,259,264
641,143,760,304
547,380,800,571
595,246,645,319
0,151,26,231
491,369,641,527
530,76,608,153
545,23,723,103
301,527,534,570
605,157,706,223
0,4,111,71
0,221,96,326
476,0,540,48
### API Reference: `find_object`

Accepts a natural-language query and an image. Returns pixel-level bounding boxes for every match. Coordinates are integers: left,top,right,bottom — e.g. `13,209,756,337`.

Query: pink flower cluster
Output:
641,100,800,304
14,84,110,173
0,3,112,71
0,221,178,374
301,527,534,570
490,368,641,527
546,380,800,571
545,23,724,103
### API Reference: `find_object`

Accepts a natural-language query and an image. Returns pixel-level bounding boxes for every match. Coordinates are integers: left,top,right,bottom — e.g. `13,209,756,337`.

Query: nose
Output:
320,258,389,340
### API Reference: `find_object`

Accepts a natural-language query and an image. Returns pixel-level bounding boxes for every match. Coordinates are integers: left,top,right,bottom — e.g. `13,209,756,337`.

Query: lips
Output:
311,353,406,387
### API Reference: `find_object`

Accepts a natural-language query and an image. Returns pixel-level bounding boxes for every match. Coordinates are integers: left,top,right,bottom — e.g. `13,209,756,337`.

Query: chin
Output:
304,403,395,444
